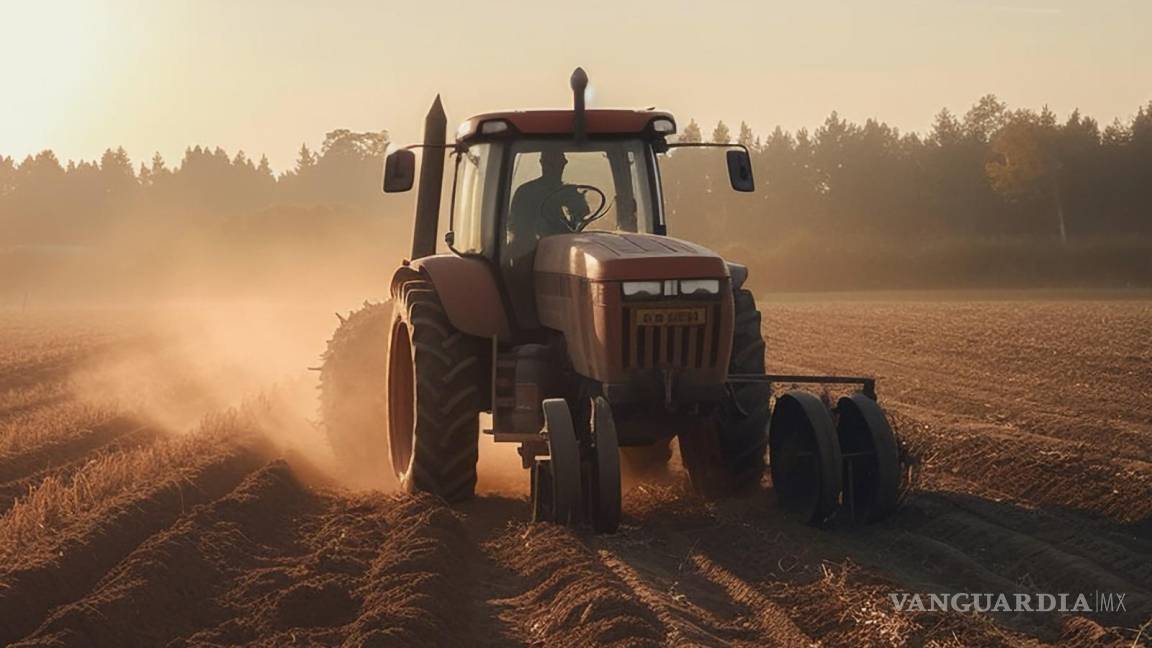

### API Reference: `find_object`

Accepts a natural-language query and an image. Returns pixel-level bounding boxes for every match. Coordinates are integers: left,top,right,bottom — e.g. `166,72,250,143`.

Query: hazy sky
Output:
2,0,1148,173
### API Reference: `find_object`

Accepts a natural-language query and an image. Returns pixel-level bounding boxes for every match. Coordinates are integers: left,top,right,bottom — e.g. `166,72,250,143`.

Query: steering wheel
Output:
541,184,611,232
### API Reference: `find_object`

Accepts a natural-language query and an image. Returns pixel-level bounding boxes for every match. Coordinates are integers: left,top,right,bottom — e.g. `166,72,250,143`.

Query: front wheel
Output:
386,279,486,501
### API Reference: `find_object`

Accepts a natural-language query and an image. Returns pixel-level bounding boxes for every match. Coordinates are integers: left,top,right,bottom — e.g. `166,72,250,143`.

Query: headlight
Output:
479,119,510,134
679,279,720,295
650,117,676,134
622,281,662,298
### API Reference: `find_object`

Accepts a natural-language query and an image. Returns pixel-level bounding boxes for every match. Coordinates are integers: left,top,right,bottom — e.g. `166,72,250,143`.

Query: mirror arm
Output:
661,142,755,192
663,142,751,155
403,142,464,153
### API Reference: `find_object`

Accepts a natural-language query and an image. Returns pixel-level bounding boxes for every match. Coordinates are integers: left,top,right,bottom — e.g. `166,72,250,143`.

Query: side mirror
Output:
383,149,416,193
726,149,755,192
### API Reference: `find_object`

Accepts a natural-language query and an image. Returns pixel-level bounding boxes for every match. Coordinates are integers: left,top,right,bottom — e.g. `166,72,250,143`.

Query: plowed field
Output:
0,298,1148,647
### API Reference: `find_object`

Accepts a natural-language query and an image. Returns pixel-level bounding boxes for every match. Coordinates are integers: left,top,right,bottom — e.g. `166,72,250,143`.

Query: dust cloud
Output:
67,301,530,495
70,303,345,482
38,200,419,489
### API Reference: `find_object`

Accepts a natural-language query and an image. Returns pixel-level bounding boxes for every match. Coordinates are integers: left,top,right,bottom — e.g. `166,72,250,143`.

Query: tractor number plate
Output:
634,307,706,326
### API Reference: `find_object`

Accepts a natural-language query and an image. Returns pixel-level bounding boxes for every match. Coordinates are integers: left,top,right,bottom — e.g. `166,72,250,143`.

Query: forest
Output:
1,95,1150,301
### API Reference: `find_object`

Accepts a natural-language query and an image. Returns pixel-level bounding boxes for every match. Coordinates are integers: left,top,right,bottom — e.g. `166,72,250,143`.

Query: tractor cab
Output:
448,111,678,328
396,108,755,263
382,71,755,332
451,115,665,261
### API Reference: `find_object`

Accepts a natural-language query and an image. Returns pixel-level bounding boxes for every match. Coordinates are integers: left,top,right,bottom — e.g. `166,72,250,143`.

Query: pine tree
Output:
679,119,702,143
0,155,16,197
929,108,963,147
296,143,317,173
712,120,731,144
99,147,134,179
738,121,754,148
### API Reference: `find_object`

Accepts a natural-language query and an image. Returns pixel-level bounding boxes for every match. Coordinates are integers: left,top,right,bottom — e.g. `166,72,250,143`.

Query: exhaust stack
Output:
571,67,588,143
412,95,447,259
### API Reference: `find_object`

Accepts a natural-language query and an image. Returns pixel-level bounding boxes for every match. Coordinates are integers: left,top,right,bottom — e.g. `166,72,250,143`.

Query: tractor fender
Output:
726,262,749,290
391,255,512,340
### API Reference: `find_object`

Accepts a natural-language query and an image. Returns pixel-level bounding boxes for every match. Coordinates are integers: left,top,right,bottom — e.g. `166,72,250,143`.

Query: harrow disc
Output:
836,394,900,523
533,399,582,526
768,391,842,526
589,396,621,533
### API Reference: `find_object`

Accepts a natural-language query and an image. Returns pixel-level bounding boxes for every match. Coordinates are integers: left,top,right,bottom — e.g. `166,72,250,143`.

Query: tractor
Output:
321,68,900,532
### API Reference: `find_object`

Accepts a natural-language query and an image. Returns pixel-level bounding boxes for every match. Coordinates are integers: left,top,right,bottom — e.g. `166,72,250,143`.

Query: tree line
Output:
0,129,392,247
1,94,1150,295
664,95,1152,246
0,129,401,302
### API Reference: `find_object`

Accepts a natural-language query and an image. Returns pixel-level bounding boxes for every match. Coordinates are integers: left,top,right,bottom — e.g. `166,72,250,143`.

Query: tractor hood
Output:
533,232,729,281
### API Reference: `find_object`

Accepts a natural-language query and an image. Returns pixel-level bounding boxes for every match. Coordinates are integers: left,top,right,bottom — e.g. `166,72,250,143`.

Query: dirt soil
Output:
0,299,1148,647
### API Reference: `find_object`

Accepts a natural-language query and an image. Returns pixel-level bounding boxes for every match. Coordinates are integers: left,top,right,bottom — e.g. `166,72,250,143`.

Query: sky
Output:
1,0,1149,173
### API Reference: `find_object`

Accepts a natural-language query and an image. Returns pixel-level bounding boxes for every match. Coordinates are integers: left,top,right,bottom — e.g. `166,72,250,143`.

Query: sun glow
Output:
0,1,108,155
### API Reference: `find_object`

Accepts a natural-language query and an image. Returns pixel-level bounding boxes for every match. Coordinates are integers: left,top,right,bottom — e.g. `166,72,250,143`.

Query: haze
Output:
2,0,1148,172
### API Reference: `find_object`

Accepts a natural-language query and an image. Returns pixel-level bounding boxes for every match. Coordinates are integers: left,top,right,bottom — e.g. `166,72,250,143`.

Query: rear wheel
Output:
320,301,393,485
387,279,485,502
682,288,770,497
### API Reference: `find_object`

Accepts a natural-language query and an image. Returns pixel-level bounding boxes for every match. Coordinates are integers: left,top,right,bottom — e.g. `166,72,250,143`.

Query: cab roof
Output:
456,109,675,142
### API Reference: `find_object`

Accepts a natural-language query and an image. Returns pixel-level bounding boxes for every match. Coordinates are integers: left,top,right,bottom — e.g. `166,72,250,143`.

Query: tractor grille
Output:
622,303,721,369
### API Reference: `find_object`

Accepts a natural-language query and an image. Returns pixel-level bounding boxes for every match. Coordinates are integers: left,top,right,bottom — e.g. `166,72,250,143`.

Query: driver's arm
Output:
558,184,591,222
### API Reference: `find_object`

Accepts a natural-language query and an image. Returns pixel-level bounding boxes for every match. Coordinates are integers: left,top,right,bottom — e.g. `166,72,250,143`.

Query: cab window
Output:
502,139,657,267
450,143,502,255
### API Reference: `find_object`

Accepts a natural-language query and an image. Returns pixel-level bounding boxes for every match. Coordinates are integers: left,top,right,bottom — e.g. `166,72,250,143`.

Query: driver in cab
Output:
506,149,589,263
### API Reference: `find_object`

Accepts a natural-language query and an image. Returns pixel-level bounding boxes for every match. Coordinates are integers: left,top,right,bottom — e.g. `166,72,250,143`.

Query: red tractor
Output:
321,69,900,531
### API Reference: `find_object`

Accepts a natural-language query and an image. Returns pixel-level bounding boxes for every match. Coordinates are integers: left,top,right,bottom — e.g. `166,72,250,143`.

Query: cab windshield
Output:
502,139,659,265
